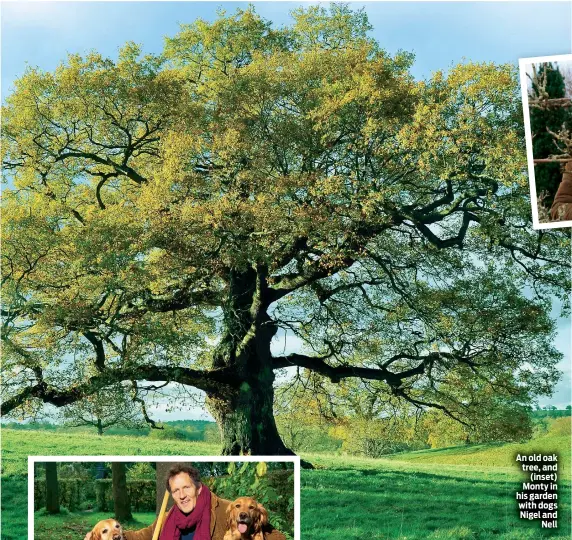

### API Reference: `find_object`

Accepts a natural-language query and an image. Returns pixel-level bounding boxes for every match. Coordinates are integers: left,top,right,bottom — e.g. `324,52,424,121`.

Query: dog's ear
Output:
226,501,235,529
256,503,269,528
91,526,101,540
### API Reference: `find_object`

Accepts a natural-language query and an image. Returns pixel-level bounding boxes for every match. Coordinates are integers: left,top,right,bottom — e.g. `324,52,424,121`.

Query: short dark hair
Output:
165,464,201,492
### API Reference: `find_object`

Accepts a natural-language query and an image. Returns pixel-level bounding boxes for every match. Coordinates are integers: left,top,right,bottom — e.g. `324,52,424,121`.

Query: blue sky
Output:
2,1,571,97
1,1,571,418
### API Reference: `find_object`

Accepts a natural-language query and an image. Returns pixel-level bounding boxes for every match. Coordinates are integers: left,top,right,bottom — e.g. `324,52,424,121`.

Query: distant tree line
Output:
531,405,572,419
274,380,571,458
6,419,220,441
13,405,572,460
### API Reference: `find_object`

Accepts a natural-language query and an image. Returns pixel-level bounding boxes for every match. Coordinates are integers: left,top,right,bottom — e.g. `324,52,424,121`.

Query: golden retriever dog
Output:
90,519,125,540
223,497,269,540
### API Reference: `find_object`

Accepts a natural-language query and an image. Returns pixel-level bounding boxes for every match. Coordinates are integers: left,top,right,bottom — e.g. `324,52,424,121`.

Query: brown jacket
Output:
124,493,286,540
550,161,572,221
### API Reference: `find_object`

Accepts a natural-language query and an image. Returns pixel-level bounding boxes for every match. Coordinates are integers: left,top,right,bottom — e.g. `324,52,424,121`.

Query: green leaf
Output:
255,461,267,477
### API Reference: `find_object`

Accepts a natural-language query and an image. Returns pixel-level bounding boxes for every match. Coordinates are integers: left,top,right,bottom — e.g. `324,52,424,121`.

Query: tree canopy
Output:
2,5,569,455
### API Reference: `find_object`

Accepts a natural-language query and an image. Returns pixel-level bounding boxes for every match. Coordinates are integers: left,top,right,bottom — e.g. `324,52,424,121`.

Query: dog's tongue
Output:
238,523,248,534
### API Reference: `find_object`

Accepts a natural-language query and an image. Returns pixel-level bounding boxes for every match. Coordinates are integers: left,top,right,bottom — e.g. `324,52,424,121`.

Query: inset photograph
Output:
520,54,572,228
30,457,298,540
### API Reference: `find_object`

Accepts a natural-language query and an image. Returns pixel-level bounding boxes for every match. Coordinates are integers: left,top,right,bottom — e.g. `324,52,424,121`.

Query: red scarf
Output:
159,484,212,540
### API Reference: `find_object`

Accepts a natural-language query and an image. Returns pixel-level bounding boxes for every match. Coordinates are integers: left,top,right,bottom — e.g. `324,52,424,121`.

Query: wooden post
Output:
152,490,170,540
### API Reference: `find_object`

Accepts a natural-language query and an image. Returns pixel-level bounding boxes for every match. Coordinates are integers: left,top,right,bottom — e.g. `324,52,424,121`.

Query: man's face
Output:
169,473,201,514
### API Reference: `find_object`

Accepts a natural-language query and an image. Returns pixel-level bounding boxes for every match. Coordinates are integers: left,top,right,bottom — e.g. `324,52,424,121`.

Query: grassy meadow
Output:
1,429,570,540
302,434,570,540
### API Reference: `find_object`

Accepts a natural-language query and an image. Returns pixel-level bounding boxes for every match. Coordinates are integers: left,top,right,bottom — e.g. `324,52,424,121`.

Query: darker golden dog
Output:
90,519,125,540
223,496,269,540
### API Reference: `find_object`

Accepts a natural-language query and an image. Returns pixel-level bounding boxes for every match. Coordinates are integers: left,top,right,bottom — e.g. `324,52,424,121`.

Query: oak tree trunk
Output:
208,267,295,456
207,370,295,456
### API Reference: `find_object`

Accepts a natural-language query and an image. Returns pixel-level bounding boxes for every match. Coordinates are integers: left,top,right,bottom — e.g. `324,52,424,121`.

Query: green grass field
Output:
2,429,569,539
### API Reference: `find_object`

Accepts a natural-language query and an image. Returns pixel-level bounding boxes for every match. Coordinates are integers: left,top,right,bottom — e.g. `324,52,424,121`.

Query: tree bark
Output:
112,462,133,522
97,417,103,436
45,462,60,514
207,371,295,456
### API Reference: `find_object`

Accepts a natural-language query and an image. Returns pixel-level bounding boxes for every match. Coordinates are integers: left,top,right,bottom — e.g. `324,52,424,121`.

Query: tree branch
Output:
1,364,239,417
82,331,106,372
55,152,148,184
272,352,432,387
131,380,163,430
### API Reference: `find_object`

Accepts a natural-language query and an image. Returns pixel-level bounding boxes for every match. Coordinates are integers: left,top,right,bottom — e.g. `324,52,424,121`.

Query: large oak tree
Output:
1,6,569,455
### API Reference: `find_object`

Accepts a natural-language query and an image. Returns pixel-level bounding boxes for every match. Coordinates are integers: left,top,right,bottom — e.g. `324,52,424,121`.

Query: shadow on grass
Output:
301,467,570,540
312,466,522,489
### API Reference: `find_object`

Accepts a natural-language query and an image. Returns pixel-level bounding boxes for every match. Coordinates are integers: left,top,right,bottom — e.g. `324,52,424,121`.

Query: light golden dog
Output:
223,497,269,540
90,519,125,540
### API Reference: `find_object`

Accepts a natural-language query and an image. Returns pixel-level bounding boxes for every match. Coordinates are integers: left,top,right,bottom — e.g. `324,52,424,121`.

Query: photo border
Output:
28,455,301,540
519,53,572,230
